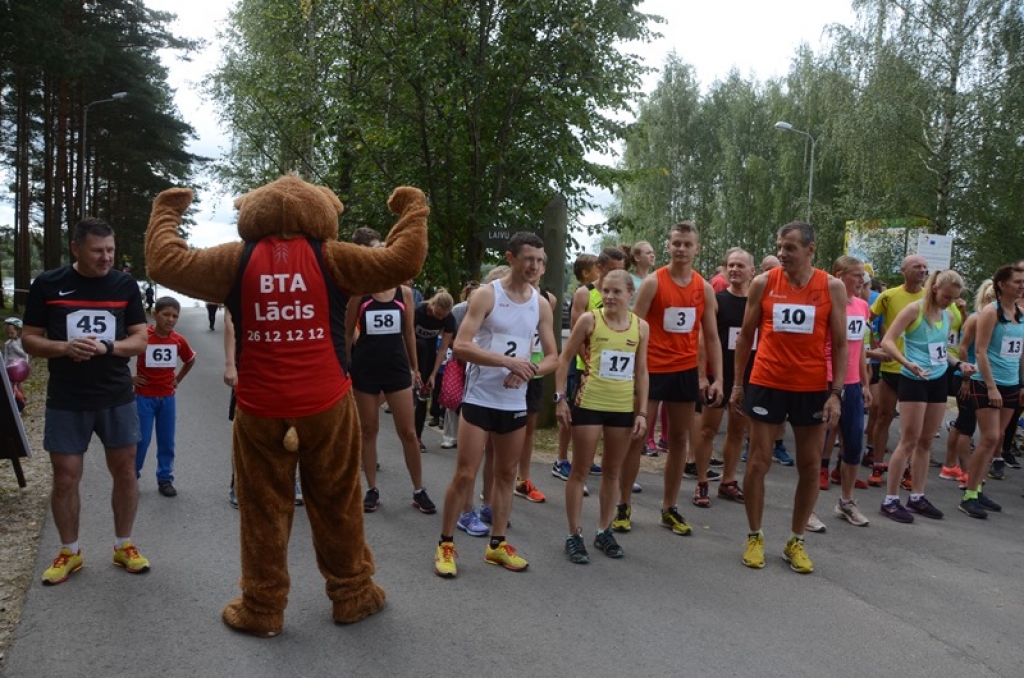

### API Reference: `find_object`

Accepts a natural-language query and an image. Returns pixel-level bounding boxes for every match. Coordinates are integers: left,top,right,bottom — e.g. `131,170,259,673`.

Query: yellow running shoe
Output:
660,506,692,536
611,504,632,532
42,548,83,585
484,541,529,571
112,541,150,574
434,541,458,578
742,533,765,569
783,537,814,574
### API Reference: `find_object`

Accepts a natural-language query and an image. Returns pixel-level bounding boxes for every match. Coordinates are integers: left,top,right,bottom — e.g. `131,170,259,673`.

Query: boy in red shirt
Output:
134,296,196,497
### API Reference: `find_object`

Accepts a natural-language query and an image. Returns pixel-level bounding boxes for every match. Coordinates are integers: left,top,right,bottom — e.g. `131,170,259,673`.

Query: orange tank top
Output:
645,267,705,373
750,267,832,392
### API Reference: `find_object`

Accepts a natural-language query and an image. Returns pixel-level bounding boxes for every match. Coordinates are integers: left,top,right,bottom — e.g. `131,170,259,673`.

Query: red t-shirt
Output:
235,238,350,418
645,267,706,373
134,326,196,397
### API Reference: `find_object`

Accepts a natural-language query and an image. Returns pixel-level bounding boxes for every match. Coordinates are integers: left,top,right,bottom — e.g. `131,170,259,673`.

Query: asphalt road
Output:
5,306,1024,677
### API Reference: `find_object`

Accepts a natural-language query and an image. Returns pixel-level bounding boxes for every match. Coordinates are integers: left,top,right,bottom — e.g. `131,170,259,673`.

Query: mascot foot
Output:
332,582,386,625
222,597,283,638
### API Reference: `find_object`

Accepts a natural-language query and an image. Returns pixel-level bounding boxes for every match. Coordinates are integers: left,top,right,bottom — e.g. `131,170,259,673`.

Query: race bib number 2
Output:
490,333,528,359
65,309,115,341
145,344,178,368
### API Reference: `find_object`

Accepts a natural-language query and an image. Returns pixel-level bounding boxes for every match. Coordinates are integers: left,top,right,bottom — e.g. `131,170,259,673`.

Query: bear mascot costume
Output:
144,176,428,637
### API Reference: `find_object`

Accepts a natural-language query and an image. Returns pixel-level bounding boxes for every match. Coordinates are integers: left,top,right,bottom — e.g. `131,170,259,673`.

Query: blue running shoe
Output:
590,463,603,476
772,443,794,466
479,504,492,524
456,509,490,537
551,459,571,481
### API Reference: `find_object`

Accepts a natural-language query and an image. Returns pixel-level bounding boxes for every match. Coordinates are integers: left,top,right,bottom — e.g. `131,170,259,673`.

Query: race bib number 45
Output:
772,304,815,335
145,344,178,368
66,309,115,341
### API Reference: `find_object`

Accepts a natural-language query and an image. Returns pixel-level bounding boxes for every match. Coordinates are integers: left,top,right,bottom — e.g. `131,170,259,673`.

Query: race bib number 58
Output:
66,310,115,341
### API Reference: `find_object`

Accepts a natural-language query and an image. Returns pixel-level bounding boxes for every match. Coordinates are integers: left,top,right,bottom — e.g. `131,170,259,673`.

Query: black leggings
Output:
1004,405,1023,451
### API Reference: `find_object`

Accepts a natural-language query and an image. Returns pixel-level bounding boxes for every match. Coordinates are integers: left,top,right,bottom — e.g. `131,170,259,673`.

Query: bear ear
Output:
316,186,344,216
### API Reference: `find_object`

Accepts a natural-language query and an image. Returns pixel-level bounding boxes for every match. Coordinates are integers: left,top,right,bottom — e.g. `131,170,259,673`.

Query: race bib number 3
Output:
365,309,401,335
145,344,178,368
598,349,635,380
66,309,115,341
490,333,527,359
1000,336,1023,359
846,316,866,341
772,304,815,335
663,307,697,334
928,342,947,366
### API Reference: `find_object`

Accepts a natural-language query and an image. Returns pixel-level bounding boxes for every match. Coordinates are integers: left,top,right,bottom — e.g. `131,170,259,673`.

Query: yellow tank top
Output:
577,310,640,413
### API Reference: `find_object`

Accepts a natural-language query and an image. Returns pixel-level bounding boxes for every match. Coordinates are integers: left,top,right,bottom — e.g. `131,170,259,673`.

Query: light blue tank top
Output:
970,303,1024,386
901,304,950,381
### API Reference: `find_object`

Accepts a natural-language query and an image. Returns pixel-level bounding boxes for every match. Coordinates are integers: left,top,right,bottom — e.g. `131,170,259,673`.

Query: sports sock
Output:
63,541,79,554
909,493,924,502
439,535,453,545
963,490,979,500
490,536,505,548
884,495,899,504
114,537,132,549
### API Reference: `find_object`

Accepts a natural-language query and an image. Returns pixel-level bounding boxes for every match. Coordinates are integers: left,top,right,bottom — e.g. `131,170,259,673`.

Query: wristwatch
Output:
553,392,567,403
828,387,843,400
101,339,114,356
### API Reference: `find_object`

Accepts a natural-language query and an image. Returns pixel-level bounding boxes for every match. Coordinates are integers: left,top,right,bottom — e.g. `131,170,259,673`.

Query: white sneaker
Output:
833,498,869,526
805,512,827,533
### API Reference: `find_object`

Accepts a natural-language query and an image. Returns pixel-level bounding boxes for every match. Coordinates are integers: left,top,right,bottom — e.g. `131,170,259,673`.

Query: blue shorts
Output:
44,401,140,454
837,383,865,465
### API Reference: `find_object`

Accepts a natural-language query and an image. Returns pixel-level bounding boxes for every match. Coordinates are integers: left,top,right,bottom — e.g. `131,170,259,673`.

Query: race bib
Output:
1000,336,1023,359
772,304,815,335
65,309,115,341
663,307,697,334
530,331,541,352
491,333,528,359
727,327,758,351
928,342,947,365
365,309,400,335
145,344,178,368
846,315,866,341
598,350,635,380
947,330,959,349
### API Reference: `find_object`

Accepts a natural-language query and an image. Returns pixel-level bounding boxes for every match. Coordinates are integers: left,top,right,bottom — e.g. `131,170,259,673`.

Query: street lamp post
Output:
80,92,128,219
774,120,815,223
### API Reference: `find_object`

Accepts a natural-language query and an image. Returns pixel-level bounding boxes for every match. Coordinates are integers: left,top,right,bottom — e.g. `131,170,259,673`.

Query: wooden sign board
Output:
0,358,32,487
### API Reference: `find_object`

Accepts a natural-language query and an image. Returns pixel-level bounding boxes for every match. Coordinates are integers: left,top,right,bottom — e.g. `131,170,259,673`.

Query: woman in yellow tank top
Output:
554,270,650,564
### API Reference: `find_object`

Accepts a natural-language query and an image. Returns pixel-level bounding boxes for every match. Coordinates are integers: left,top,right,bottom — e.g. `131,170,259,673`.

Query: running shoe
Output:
988,459,1006,480
427,416,441,428
434,541,458,577
660,506,692,535
158,481,177,497
940,465,963,481
112,541,150,574
806,512,827,533
642,444,659,458
868,465,885,487
632,482,642,493
901,469,913,491
514,478,546,503
709,456,724,467
976,492,1002,512
717,480,744,503
929,457,942,468
834,498,869,526
772,443,794,466
419,440,426,454
551,459,571,481
583,483,590,497
958,473,970,491
861,449,875,467
830,467,841,485
907,495,944,519
692,481,711,508
484,541,528,571
854,478,869,490
741,443,749,463
593,529,624,558
880,499,914,523
565,533,590,564
656,437,668,451
413,488,437,514
440,441,456,449
42,548,83,585
742,533,765,569
783,537,814,574
456,509,489,537
611,504,632,532
958,498,987,519
589,463,603,476
294,481,303,506
683,463,721,481
1002,448,1021,469
819,467,830,491
363,487,381,513
228,485,238,509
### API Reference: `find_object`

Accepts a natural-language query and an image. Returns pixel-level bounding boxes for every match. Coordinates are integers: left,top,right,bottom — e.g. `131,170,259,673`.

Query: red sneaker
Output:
819,467,830,491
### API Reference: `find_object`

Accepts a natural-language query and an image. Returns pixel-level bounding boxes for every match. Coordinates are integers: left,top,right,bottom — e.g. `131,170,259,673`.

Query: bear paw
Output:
222,596,283,638
332,581,386,625
386,186,426,215
154,187,194,216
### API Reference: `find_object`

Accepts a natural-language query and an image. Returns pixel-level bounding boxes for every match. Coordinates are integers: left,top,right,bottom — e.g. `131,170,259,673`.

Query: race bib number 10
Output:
772,304,815,335
145,344,178,368
65,309,115,341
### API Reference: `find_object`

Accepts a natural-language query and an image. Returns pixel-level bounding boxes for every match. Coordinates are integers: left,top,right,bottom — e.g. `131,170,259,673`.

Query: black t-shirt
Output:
715,288,755,387
414,302,455,375
24,266,146,410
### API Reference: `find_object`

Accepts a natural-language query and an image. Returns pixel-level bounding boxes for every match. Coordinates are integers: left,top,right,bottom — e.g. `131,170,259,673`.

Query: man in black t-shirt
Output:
23,218,150,586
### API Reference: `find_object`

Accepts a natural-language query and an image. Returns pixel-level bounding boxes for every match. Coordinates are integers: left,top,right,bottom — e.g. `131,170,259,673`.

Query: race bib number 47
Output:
66,310,115,341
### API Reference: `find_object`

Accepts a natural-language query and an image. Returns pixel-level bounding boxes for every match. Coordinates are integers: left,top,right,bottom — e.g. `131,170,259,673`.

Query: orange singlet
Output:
645,266,705,373
749,267,832,392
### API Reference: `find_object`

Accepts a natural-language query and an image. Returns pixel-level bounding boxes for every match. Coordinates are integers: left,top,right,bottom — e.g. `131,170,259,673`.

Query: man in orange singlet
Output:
616,221,722,535
730,222,847,574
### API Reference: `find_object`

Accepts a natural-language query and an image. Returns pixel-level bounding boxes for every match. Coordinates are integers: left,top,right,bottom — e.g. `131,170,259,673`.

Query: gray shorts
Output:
44,402,141,454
